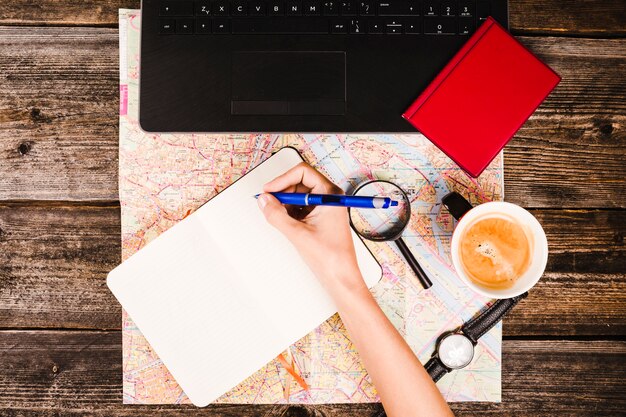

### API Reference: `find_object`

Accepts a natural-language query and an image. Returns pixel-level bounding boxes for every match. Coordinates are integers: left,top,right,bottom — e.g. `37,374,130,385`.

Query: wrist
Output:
322,264,371,303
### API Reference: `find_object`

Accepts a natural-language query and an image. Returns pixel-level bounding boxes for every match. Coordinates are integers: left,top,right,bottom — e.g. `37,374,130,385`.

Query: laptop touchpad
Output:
231,51,346,115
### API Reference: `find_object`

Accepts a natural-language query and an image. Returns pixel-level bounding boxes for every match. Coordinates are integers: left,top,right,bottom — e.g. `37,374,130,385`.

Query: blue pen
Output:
255,192,399,209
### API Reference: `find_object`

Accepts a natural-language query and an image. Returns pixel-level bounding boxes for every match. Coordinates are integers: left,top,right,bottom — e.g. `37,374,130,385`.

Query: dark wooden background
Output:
0,0,625,415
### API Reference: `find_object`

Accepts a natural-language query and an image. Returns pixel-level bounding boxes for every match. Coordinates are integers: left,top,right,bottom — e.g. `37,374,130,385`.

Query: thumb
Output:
257,193,300,238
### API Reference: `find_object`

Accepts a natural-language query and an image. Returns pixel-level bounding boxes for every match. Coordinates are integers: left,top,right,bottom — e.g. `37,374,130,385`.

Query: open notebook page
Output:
107,147,382,406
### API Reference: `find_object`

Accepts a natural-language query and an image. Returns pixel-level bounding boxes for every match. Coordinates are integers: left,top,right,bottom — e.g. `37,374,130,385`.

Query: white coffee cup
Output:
449,200,548,299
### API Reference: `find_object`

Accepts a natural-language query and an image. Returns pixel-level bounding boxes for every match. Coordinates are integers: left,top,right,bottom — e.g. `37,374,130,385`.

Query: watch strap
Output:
462,292,528,344
424,356,449,382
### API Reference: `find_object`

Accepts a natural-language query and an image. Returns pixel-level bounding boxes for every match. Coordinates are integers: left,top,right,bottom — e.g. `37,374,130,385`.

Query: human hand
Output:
257,162,367,296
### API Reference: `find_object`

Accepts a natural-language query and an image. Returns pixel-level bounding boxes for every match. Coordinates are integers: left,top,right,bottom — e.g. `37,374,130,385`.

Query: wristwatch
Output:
424,292,528,382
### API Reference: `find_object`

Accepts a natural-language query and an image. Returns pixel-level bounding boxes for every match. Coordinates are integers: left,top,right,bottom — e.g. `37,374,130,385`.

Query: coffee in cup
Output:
458,214,532,290
446,195,548,299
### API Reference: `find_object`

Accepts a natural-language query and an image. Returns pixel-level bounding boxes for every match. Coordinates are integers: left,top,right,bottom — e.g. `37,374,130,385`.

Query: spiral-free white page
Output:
107,147,382,407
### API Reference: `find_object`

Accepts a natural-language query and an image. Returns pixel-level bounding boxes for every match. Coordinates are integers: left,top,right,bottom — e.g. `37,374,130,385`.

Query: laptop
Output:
139,0,508,132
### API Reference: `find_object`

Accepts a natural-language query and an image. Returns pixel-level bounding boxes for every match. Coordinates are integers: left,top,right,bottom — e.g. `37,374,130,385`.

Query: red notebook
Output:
402,17,560,178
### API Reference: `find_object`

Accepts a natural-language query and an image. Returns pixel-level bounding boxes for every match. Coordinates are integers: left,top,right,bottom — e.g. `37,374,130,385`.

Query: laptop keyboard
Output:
158,1,491,35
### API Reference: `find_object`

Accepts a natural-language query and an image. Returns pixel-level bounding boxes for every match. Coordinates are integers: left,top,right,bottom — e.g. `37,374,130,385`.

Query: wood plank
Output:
1,204,624,335
0,27,120,201
0,29,624,207
509,0,626,36
0,0,624,36
0,204,121,329
0,0,140,26
0,331,624,415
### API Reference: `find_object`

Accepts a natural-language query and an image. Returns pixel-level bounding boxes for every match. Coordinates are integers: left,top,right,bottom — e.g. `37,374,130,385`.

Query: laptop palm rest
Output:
231,51,346,115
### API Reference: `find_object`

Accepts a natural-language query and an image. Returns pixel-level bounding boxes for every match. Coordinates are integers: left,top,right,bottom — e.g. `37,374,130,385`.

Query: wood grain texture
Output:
0,27,120,201
1,204,623,334
0,28,624,206
0,204,121,330
0,0,624,36
0,331,624,415
0,0,140,26
509,0,626,36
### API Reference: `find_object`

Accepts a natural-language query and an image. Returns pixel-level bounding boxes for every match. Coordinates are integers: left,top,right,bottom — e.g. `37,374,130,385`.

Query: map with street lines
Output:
119,9,504,404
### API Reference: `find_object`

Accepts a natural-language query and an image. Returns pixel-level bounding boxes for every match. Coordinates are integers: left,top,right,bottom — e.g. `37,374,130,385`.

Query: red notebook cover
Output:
402,17,561,178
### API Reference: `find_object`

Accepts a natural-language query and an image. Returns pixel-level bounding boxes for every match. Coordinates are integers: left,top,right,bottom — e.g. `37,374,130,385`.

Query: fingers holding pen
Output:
263,162,339,194
257,193,303,237
260,162,346,221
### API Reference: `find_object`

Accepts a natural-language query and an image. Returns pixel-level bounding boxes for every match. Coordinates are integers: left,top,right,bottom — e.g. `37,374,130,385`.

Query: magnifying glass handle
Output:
395,238,433,289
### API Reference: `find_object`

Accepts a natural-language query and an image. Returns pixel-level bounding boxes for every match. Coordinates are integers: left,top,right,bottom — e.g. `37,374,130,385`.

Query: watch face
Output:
438,333,474,370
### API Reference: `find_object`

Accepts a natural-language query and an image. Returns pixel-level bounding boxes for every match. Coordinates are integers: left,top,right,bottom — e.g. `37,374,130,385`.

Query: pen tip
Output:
391,201,399,207
253,194,260,199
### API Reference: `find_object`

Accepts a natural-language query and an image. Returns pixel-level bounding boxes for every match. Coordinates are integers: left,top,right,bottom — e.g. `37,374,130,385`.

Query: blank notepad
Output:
107,147,382,407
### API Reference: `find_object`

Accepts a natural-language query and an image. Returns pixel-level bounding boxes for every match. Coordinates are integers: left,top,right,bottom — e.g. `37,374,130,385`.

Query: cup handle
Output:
442,192,474,221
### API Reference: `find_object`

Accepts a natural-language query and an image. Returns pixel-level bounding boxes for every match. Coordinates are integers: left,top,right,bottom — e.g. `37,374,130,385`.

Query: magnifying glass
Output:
348,180,433,290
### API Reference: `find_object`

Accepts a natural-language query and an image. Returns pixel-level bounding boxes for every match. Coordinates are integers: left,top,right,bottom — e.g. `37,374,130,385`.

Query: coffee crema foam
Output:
459,215,532,289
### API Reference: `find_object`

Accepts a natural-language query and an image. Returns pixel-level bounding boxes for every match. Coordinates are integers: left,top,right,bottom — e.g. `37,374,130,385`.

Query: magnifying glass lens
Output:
349,181,411,241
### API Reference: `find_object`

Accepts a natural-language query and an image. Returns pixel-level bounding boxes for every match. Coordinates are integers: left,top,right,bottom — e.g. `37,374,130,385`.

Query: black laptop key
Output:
177,18,195,33
458,17,474,34
423,1,438,16
250,1,267,15
424,18,456,34
376,0,388,14
232,18,329,33
477,1,490,21
286,1,302,15
323,1,339,15
160,1,194,16
358,1,373,15
340,1,356,15
196,2,211,16
349,18,365,33
385,19,403,34
378,2,418,16
331,19,348,33
404,18,421,33
196,18,212,33
269,1,284,15
441,1,456,16
232,1,248,15
159,18,176,34
406,2,420,15
214,19,230,32
213,1,229,15
304,1,322,15
459,1,474,16
368,19,383,33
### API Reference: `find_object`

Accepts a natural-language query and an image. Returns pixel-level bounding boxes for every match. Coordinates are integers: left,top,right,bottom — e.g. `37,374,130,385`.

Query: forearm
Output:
328,271,453,417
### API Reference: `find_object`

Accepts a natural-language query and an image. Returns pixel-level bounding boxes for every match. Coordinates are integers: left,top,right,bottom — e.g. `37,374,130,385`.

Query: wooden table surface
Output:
0,1,624,416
